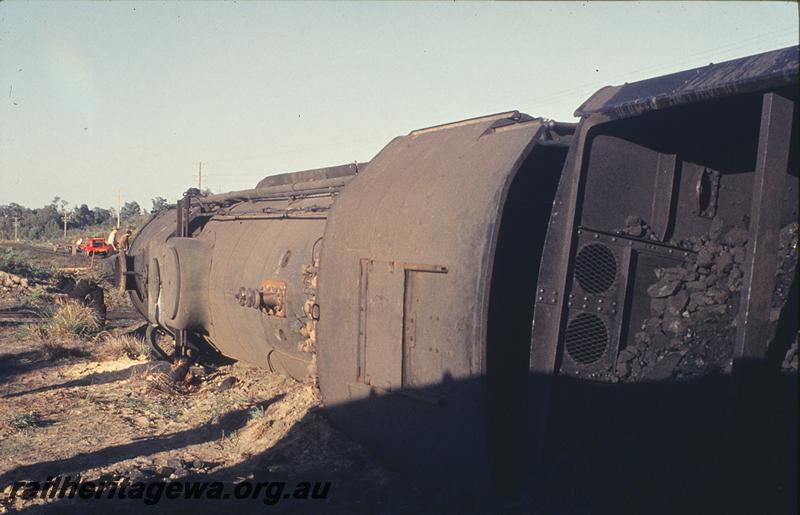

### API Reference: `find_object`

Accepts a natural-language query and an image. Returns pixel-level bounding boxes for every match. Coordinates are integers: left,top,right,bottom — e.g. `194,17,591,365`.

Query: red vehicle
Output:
81,237,111,257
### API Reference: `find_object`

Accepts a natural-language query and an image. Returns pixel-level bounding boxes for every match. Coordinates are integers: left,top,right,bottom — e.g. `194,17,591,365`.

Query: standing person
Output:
118,229,132,253
107,227,118,252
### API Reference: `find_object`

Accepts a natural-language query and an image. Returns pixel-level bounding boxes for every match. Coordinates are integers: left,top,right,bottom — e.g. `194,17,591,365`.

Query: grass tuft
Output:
97,334,153,361
247,405,266,421
48,300,103,336
19,300,103,359
2,412,48,433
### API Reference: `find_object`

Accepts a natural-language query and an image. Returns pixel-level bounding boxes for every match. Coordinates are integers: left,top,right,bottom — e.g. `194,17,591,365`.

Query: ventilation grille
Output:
575,243,617,294
565,313,609,365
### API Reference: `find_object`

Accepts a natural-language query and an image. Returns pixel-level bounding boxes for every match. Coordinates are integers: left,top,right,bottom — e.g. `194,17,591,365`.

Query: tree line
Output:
0,197,170,241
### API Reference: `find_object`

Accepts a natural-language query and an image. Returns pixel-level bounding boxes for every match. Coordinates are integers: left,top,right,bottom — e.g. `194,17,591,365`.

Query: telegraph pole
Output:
198,162,203,191
13,216,19,241
116,190,121,229
61,210,69,238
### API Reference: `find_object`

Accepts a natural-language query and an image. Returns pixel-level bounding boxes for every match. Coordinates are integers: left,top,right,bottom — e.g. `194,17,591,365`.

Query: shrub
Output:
0,248,56,280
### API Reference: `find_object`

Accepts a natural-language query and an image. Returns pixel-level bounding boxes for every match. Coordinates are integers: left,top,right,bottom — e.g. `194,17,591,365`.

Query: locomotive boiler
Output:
118,46,798,488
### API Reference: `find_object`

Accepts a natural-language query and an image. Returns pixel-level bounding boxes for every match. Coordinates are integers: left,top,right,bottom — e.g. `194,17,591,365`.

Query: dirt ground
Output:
0,325,403,514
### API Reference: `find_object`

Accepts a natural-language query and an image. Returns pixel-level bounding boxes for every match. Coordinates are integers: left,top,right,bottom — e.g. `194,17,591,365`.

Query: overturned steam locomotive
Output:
118,46,798,491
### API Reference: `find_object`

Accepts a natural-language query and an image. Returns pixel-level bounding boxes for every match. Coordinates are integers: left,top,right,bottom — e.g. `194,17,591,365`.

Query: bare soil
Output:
0,323,413,514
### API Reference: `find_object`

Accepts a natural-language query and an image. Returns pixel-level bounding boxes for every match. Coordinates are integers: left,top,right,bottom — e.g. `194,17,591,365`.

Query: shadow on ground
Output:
0,395,285,491
0,348,91,387
5,366,795,515
3,363,160,399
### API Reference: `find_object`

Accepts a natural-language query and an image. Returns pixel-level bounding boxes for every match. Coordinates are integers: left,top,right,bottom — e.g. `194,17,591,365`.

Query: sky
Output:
0,1,798,211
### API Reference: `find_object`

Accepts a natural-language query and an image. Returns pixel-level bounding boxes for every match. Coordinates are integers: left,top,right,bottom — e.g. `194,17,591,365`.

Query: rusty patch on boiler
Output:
260,279,287,318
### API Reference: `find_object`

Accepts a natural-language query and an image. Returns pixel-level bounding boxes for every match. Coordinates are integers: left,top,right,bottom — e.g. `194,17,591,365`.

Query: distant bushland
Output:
0,198,151,242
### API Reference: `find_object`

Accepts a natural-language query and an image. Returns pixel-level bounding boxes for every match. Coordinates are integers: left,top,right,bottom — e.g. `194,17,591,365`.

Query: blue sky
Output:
0,1,797,210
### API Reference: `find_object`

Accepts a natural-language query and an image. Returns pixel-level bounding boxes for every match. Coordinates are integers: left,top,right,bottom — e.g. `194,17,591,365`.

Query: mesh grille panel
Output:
575,243,617,294
565,313,609,365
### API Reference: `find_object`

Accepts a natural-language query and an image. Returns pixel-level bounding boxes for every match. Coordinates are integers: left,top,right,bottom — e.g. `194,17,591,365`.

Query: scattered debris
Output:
620,215,658,240
0,271,30,292
216,375,238,393
55,276,106,321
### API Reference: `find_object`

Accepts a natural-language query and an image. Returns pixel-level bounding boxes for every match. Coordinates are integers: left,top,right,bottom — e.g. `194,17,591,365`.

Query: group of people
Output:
107,227,132,253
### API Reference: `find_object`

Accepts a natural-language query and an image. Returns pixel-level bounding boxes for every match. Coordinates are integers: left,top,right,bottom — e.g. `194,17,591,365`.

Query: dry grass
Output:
1,412,48,433
50,301,102,335
128,360,189,397
103,283,132,310
19,300,103,359
96,333,153,361
23,300,102,339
